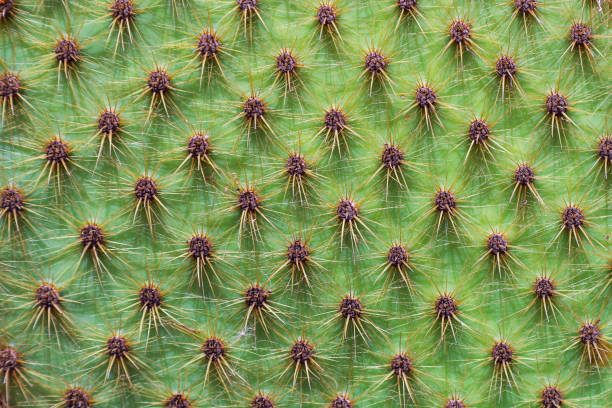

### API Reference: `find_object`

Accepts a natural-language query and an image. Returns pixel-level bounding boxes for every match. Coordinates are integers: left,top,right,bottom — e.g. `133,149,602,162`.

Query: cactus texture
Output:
0,0,611,407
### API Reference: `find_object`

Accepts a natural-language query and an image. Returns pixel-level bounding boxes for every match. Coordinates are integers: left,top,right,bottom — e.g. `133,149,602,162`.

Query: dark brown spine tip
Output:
336,199,358,222
339,296,362,319
290,340,314,363
561,206,585,230
391,353,413,377
147,70,170,94
491,341,513,365
166,393,191,408
134,177,158,200
64,388,92,408
0,0,15,20
487,233,508,255
202,337,226,361
449,20,471,44
106,335,129,358
110,0,135,21
55,39,80,64
317,4,337,26
0,187,23,213
139,285,162,309
541,386,563,408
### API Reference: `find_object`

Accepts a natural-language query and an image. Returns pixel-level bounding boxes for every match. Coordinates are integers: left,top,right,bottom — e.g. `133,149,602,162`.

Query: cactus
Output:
0,0,611,407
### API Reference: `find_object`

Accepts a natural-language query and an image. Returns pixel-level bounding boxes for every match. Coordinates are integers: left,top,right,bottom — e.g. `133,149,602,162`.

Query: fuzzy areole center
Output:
110,0,135,21
290,340,314,363
198,32,219,57
570,23,592,46
541,386,563,408
202,337,225,361
237,0,257,11
337,199,358,222
98,110,120,134
287,239,309,264
0,73,20,98
468,119,490,144
435,295,458,318
598,137,612,161
391,353,413,376
491,341,513,365
561,206,584,229
415,86,436,108
286,154,307,176
365,51,386,73
0,346,20,373
188,234,212,259
579,323,601,345
324,109,346,132
35,284,60,310
134,177,158,200
0,187,23,212
534,277,555,298
487,233,508,255
64,388,91,408
330,395,353,408
515,165,535,185
251,395,274,408
245,285,269,308
449,20,471,44
397,0,417,11
80,224,104,249
496,55,517,78
139,286,162,309
187,133,210,157
243,97,265,120
276,51,297,73
339,296,362,319
106,336,129,358
55,39,79,63
435,190,456,213
387,245,408,267
147,70,170,94
238,189,260,212
515,0,537,13
317,4,336,25
46,139,70,164
546,93,568,117
166,393,190,408
381,144,404,170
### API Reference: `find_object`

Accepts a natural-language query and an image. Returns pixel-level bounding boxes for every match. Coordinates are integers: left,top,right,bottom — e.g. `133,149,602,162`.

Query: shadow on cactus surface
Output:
0,0,611,407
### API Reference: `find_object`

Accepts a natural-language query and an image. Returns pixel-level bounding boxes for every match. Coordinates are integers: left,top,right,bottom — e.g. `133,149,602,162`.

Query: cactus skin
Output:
0,0,611,407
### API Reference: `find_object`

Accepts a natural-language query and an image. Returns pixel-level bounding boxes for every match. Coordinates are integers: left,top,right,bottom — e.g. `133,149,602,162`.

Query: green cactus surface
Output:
0,0,611,407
